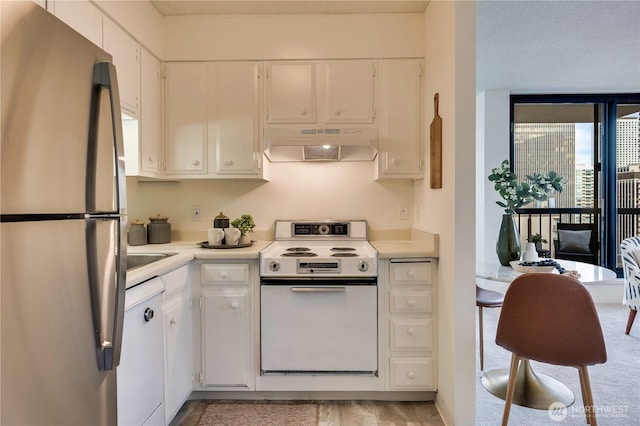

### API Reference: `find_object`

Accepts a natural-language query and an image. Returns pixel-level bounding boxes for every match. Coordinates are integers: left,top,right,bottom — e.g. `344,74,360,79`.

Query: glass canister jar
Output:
147,214,171,244
127,220,147,246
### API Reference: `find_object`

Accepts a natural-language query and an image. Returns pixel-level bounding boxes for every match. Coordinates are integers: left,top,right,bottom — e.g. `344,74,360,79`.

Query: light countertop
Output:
126,240,272,287
370,240,437,258
126,231,439,287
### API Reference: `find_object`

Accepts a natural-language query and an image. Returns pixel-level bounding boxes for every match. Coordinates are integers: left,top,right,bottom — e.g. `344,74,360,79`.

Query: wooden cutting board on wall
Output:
430,93,442,189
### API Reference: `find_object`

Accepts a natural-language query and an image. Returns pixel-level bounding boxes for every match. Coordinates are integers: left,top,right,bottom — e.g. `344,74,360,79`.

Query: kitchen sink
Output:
126,253,177,271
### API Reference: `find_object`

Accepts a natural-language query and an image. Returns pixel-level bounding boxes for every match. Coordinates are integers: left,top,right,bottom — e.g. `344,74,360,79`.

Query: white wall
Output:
476,90,510,263
93,0,164,57
163,13,424,60
127,162,415,240
418,1,476,424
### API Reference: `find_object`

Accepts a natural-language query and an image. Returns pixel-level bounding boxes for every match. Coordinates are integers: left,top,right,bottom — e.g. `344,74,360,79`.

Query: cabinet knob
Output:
170,317,177,325
224,159,234,166
300,107,308,116
407,327,415,335
407,270,415,278
192,160,201,167
407,371,415,379
407,299,415,307
143,307,154,323
220,272,229,280
391,158,400,167
230,301,239,309
334,107,342,116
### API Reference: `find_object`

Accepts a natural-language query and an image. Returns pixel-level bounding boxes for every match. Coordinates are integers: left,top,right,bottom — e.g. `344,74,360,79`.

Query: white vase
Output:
548,197,556,208
239,235,252,245
522,242,539,261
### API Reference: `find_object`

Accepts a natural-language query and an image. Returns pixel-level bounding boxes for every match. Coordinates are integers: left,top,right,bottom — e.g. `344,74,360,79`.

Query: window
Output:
511,94,640,274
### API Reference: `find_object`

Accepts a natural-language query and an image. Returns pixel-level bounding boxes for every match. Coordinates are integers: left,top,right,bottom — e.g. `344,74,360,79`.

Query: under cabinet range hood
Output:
263,127,378,162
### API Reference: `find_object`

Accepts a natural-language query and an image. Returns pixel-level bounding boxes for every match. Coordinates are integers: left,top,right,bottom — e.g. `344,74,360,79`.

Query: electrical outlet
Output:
398,204,409,220
192,205,201,221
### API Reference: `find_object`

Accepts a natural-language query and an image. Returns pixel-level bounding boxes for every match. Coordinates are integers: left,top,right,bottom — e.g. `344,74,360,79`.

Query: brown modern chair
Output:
476,285,504,370
495,273,607,426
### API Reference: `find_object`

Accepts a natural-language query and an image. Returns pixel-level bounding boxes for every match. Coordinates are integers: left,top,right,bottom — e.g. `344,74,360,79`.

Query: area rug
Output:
198,402,318,426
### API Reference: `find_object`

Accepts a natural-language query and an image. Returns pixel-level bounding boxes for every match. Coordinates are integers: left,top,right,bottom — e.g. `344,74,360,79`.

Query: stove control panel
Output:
293,222,349,237
297,261,341,274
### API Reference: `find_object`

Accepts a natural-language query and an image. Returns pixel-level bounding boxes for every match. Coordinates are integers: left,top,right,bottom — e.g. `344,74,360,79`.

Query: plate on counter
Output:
509,260,555,273
198,241,254,249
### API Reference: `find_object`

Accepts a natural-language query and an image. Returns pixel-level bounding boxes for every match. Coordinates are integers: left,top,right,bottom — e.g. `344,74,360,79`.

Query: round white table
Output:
476,259,617,409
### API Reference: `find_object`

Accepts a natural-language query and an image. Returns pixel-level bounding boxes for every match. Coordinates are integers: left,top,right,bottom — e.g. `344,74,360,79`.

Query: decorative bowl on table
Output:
509,260,556,273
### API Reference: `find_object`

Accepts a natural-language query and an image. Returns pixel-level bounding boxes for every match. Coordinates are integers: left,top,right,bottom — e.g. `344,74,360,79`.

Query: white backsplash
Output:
126,161,414,241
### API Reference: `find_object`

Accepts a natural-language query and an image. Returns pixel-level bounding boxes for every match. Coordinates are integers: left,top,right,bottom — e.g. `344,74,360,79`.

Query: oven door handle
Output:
291,287,346,293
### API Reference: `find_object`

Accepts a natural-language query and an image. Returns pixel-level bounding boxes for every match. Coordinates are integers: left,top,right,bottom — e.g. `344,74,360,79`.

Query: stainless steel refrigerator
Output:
1,2,127,424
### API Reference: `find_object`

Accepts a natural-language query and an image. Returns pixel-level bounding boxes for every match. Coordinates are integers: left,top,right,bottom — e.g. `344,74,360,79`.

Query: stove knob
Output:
318,224,330,235
269,261,281,272
358,261,369,272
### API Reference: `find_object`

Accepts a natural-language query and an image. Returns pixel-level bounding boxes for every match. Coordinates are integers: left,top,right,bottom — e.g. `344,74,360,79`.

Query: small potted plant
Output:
231,214,256,244
528,233,548,252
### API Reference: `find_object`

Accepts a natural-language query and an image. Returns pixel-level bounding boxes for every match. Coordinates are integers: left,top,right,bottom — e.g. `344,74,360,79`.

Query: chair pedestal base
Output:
481,360,575,409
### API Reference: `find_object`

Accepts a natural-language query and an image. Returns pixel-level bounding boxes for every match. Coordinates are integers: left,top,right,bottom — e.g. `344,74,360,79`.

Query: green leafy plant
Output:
488,160,535,214
526,171,566,200
528,233,548,244
488,160,566,214
231,214,256,237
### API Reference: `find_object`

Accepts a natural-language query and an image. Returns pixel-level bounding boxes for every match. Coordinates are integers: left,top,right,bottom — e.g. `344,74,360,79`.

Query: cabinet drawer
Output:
201,263,249,285
389,290,432,313
162,265,189,300
390,262,432,285
390,357,433,390
390,318,432,351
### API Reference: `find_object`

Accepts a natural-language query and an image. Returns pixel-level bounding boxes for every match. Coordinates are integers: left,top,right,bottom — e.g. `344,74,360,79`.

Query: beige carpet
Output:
198,402,318,426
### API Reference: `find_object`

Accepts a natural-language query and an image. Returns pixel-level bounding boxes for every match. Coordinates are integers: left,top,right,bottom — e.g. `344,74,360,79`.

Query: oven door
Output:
260,278,377,374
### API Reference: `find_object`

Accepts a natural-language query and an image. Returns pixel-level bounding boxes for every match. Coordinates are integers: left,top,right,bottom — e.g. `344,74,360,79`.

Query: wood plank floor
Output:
171,400,444,426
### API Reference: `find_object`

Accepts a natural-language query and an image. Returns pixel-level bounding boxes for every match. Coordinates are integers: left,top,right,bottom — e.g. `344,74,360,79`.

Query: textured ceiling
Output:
150,0,429,16
477,1,640,93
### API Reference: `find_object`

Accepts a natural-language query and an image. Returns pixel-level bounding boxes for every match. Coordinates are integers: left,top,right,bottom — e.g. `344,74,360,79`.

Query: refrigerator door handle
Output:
86,217,126,371
86,62,128,370
88,61,127,216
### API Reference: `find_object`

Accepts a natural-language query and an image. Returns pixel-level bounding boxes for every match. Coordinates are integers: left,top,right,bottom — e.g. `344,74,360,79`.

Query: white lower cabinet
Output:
384,259,436,391
198,262,255,389
161,266,192,424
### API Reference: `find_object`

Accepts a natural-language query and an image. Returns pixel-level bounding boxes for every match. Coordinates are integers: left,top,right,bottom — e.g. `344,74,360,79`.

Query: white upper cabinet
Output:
209,62,262,177
163,62,265,179
164,62,208,175
323,60,376,124
139,49,162,177
265,62,316,124
52,0,103,48
103,18,140,116
376,59,424,180
265,60,376,126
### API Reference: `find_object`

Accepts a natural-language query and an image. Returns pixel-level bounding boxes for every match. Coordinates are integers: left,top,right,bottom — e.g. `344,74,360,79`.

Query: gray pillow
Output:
558,229,592,253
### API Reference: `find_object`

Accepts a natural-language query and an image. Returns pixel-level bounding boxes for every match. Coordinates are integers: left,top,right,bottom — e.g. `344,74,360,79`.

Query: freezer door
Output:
1,219,119,425
1,1,124,216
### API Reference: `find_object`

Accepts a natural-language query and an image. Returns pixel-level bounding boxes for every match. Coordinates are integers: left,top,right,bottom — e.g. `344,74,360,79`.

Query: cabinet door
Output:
53,0,103,47
103,18,139,116
377,59,423,178
165,62,207,175
324,60,375,124
139,49,162,176
201,289,251,387
163,292,193,423
266,62,316,124
210,62,261,176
